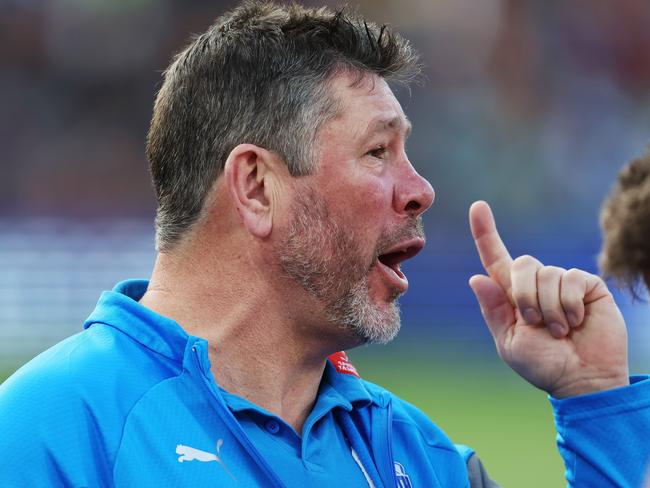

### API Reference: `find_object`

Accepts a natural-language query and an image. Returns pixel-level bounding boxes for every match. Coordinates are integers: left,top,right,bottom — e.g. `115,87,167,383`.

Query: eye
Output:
367,146,387,159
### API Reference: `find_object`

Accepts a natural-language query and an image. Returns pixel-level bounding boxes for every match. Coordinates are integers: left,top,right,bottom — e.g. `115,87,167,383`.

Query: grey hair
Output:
146,1,421,251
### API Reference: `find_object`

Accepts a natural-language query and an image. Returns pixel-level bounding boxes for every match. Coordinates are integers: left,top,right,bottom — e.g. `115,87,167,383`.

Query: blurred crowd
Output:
2,0,650,361
2,0,650,229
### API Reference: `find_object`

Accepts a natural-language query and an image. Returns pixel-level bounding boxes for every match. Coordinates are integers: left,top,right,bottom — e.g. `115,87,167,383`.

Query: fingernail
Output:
523,308,540,324
567,313,579,328
549,322,566,338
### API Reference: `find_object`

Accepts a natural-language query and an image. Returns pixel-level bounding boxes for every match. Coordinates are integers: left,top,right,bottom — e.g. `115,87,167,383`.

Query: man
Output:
1,2,648,486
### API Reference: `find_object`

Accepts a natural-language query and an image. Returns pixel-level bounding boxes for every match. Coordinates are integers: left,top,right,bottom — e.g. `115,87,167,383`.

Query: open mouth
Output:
376,238,425,292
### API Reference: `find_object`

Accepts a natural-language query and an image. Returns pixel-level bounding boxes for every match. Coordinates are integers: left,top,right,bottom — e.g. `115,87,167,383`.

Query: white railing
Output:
0,218,155,364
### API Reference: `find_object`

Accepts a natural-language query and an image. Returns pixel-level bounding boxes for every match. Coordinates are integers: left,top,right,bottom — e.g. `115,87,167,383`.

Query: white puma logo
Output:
176,443,219,463
176,439,235,479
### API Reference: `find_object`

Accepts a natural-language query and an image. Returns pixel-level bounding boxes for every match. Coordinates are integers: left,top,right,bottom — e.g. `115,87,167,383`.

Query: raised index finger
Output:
469,201,513,294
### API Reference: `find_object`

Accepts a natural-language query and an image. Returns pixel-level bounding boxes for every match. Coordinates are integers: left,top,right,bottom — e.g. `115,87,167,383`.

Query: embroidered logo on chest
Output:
395,462,413,488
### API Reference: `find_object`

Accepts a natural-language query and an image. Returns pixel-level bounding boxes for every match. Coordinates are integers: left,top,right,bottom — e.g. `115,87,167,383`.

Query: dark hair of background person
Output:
146,0,420,251
599,150,650,293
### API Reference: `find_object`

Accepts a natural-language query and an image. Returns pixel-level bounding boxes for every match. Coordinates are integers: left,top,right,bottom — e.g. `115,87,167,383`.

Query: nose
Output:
393,160,435,217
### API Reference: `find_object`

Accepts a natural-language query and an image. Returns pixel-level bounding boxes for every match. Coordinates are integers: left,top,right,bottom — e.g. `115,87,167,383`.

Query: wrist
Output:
550,374,630,399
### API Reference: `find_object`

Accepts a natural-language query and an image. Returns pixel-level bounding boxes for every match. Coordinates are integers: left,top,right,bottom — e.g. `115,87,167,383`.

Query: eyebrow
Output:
366,115,412,139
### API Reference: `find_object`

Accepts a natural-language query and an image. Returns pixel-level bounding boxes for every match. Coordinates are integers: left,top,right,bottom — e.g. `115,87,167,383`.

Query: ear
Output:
223,144,284,238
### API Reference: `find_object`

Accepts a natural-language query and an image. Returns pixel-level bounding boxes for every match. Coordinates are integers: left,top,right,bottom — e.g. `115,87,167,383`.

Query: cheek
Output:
328,177,392,220
326,179,392,258
364,181,391,210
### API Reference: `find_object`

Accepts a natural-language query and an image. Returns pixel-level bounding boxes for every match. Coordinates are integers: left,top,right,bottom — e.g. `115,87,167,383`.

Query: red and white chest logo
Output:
328,351,360,378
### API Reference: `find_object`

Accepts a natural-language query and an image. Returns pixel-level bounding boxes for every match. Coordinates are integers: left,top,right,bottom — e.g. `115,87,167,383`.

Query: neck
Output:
139,240,345,434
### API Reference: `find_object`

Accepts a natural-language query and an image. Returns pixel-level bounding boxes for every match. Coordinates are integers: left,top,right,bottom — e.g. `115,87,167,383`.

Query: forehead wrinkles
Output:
365,115,412,139
343,77,407,135
363,80,409,137
312,72,407,162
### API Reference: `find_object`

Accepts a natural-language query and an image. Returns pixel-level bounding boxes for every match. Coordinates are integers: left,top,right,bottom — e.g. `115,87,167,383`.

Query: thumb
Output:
469,274,515,344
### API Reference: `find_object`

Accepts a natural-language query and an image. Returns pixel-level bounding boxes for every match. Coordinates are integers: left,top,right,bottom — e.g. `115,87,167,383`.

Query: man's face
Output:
277,72,434,345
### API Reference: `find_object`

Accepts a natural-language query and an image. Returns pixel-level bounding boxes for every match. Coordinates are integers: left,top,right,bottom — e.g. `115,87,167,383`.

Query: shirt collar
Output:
83,279,190,363
221,358,372,416
302,361,373,440
321,359,372,409
84,279,373,410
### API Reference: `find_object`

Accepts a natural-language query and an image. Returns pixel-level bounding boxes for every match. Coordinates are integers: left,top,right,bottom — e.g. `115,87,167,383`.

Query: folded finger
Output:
537,265,569,338
511,255,543,325
560,268,588,328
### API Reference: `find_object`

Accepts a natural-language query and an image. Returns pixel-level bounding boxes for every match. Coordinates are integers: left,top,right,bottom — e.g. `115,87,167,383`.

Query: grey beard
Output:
326,276,402,344
277,187,402,345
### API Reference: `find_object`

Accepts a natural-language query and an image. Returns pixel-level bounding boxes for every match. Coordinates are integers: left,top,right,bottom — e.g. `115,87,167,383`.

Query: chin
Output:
337,298,402,346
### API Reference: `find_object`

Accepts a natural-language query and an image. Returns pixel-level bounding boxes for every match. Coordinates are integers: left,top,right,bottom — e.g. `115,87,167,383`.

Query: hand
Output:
468,201,629,398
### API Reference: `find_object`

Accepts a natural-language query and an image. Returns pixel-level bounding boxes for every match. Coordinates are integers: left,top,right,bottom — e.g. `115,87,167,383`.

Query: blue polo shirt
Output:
3,279,650,487
0,280,380,487
219,362,372,486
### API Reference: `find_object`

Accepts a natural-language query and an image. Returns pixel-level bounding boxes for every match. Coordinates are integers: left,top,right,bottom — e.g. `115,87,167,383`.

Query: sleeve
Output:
549,375,650,487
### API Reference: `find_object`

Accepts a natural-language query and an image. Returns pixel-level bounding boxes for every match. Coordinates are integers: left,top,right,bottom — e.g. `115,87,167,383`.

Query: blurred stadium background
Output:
2,0,650,486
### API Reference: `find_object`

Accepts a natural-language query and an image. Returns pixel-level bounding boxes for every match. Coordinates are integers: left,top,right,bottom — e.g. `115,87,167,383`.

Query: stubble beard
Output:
277,188,419,345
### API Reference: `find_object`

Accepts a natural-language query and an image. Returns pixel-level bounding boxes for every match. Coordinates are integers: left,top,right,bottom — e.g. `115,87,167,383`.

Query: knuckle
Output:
560,294,581,309
564,267,584,281
538,265,564,280
590,272,604,285
513,254,539,270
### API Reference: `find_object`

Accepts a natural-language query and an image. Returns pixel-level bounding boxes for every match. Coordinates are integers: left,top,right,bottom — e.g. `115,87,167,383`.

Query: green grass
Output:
1,366,20,383
350,344,566,487
2,345,565,487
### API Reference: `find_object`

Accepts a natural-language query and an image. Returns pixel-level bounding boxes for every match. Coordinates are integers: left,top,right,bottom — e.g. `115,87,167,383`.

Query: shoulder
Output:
0,324,181,484
359,379,474,486
360,380,501,487
2,323,180,407
361,378,457,448
1,330,98,411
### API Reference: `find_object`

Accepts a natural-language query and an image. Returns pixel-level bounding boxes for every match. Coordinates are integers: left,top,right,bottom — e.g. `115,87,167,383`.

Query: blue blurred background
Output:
2,0,650,485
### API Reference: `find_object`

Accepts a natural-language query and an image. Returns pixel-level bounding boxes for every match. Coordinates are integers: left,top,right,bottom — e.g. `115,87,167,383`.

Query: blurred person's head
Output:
599,150,650,292
146,1,419,252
